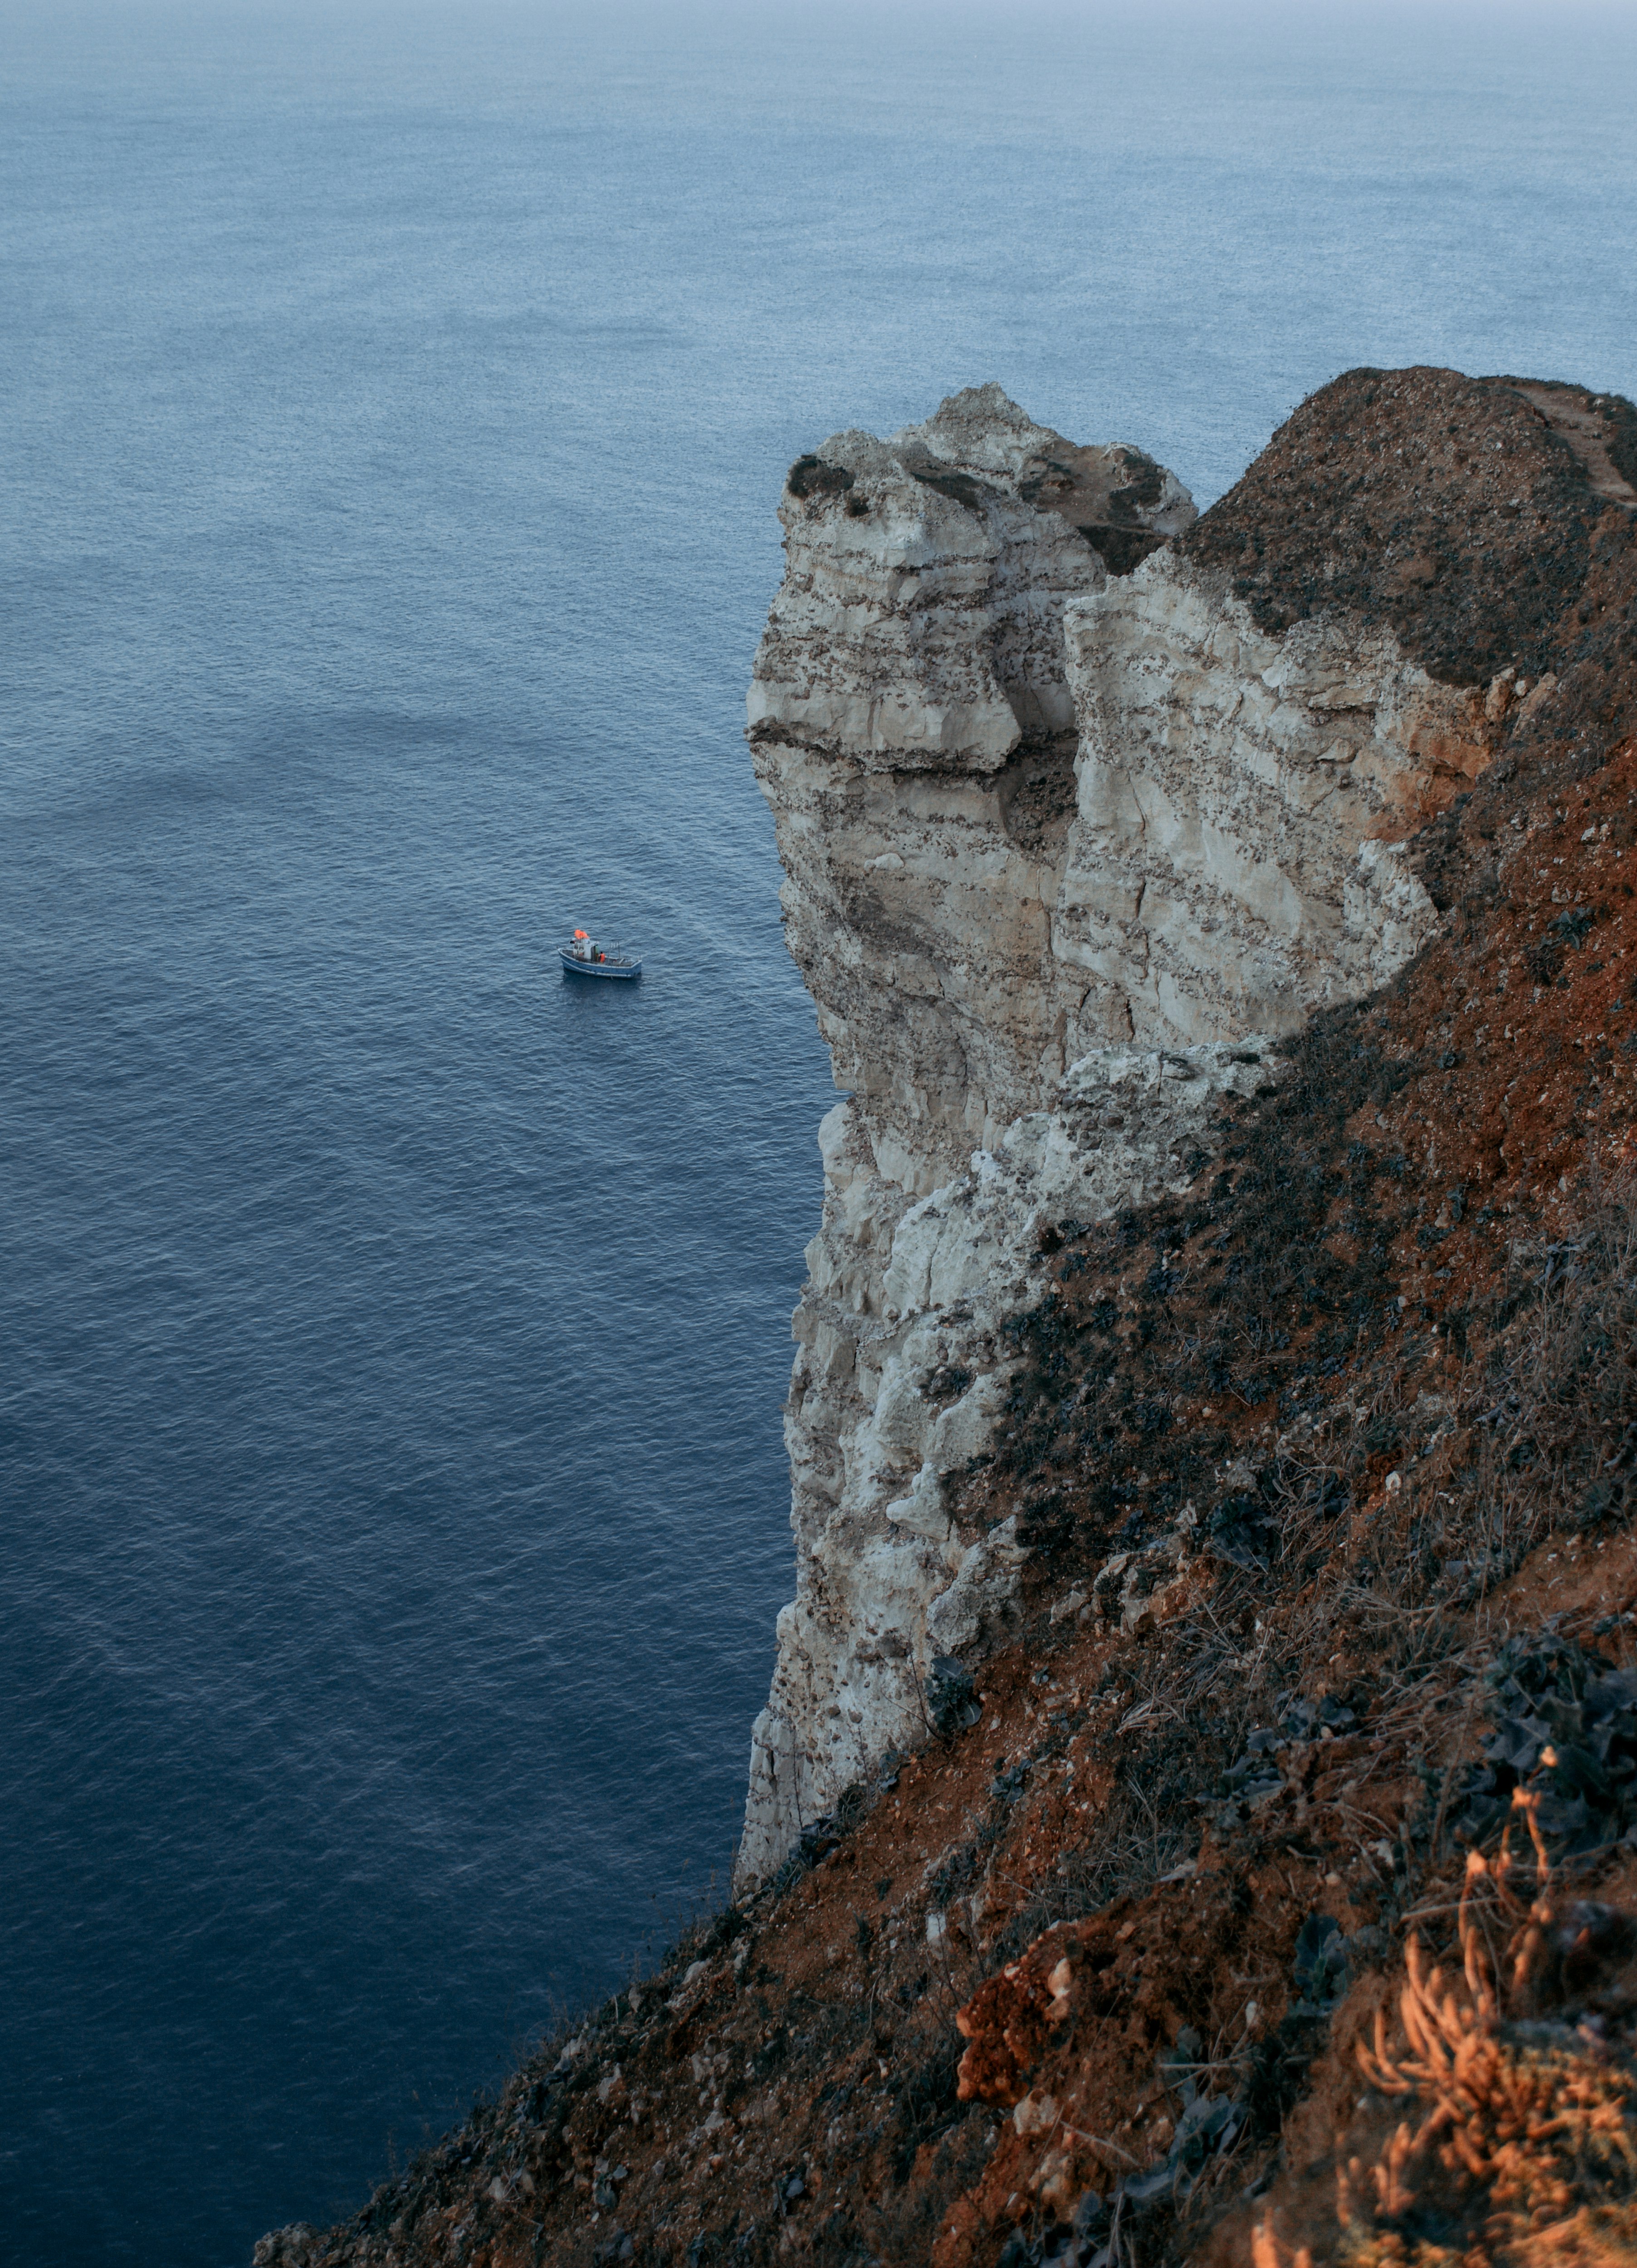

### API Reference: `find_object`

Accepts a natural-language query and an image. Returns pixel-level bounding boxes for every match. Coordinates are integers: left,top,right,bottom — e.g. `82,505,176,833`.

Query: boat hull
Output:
559,951,642,981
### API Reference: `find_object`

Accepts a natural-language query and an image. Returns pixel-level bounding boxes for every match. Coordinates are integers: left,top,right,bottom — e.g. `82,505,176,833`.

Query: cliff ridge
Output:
738,378,1531,1891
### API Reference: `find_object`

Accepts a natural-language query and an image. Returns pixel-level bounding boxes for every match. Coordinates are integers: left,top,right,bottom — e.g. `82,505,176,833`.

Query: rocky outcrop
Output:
745,385,1195,1186
737,382,1512,1891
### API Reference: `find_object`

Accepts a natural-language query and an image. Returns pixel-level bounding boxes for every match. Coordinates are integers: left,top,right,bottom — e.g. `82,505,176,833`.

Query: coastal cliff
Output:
737,376,1546,1890
263,364,1637,2268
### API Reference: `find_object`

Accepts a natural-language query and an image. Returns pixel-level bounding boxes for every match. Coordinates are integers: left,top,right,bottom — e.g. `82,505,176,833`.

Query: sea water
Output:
3,3,1634,2258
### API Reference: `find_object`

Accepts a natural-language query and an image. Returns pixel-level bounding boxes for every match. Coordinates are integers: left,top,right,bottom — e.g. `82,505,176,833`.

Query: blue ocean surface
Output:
2,3,1634,2259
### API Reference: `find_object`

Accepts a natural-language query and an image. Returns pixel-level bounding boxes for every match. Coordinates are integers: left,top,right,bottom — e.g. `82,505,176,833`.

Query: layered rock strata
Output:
737,382,1514,1890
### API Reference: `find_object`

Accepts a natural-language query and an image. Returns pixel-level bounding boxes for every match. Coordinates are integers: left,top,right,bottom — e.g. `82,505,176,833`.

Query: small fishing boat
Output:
560,929,642,981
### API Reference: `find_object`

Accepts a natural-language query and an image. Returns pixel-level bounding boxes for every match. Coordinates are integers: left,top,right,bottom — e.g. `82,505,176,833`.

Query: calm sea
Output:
2,3,1633,2258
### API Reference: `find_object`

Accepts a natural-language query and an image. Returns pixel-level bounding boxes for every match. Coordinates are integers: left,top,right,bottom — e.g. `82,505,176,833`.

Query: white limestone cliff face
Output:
1057,561,1500,1038
735,387,1499,1892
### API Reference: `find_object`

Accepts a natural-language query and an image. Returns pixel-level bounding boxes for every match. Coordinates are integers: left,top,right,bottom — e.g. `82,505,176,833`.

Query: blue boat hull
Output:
560,951,642,981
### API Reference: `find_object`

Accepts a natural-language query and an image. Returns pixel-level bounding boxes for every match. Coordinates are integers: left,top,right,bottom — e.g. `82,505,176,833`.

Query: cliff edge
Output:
736,371,1598,1890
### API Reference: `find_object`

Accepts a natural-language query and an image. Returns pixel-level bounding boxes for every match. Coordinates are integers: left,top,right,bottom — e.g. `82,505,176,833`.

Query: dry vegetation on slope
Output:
1182,364,1637,680
262,370,1637,2268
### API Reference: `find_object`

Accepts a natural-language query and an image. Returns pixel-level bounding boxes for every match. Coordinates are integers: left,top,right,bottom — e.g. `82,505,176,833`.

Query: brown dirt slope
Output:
1182,364,1637,686
259,366,1637,2268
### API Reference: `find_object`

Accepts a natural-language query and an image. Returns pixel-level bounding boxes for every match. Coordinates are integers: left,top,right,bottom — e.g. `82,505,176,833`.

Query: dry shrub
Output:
1249,1164,1637,1676
1251,1800,1637,2268
1428,1165,1637,1595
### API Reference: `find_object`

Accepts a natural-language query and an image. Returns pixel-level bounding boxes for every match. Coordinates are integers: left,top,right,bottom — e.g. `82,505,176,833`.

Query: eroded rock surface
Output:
738,1039,1285,1884
736,376,1573,1889
1056,548,1501,1041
